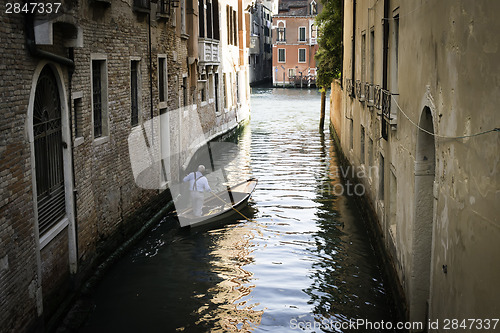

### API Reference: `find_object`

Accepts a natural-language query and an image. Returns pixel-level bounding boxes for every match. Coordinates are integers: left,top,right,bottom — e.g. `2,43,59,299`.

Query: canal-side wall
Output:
335,0,500,330
329,81,408,324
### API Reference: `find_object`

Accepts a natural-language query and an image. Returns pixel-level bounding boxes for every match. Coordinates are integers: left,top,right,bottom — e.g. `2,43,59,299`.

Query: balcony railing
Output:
381,89,391,120
365,83,374,107
374,85,382,109
355,80,364,102
345,78,354,98
198,39,220,63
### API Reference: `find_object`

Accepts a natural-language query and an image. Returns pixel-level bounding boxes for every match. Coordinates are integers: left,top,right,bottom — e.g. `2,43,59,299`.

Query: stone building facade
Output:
272,0,320,87
248,0,273,85
331,0,500,330
0,0,250,331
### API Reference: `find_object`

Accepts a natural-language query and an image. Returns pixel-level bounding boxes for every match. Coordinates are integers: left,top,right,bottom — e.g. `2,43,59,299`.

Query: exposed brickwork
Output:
0,0,244,331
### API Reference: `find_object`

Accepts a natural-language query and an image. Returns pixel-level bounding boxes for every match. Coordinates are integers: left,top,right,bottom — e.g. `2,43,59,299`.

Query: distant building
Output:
248,0,274,85
331,0,500,327
0,0,250,331
272,0,321,87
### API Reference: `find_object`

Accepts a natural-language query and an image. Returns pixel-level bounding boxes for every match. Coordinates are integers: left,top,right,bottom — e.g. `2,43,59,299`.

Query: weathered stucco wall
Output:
337,0,500,330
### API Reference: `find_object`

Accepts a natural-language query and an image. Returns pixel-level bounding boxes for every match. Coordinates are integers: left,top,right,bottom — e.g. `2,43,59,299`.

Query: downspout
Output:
148,11,154,122
67,47,79,272
382,0,390,140
351,0,355,93
382,0,389,90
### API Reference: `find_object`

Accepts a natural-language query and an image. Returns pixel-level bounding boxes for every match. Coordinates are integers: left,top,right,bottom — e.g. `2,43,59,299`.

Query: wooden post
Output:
319,86,326,132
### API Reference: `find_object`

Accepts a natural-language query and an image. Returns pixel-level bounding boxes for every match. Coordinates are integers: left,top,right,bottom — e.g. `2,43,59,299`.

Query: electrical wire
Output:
391,95,499,139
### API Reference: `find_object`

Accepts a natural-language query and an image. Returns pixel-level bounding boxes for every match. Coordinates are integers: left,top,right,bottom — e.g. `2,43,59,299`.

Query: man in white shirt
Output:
183,165,211,217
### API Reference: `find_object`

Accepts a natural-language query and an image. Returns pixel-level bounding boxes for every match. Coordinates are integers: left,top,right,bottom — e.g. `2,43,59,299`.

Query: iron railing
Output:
346,78,354,97
355,80,364,102
374,85,381,109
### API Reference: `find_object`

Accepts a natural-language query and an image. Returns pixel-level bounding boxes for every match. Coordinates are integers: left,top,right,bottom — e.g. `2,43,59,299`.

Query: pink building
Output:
272,0,321,87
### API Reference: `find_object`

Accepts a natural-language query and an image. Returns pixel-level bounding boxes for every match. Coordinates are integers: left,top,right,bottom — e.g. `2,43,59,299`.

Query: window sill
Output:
40,217,68,249
93,136,109,145
74,137,84,147
158,101,168,110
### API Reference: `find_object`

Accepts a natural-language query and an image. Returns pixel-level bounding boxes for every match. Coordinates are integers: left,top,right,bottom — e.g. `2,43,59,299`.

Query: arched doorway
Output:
411,106,436,324
33,65,66,235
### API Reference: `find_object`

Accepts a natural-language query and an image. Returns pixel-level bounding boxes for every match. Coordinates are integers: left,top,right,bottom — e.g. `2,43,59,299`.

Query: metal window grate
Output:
33,66,65,235
131,61,139,126
92,60,103,138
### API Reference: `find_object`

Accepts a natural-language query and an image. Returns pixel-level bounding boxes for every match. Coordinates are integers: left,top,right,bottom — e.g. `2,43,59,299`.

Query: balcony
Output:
365,83,374,107
198,38,220,64
355,80,364,102
374,85,382,110
345,78,354,98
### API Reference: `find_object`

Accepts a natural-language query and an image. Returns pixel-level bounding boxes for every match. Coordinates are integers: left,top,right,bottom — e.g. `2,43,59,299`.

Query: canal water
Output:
77,88,397,332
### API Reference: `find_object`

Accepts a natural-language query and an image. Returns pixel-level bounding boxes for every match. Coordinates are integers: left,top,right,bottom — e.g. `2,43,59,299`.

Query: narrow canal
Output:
77,88,397,332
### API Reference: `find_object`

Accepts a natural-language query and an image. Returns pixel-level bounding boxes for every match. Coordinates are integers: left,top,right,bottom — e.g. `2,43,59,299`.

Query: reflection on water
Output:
79,88,396,332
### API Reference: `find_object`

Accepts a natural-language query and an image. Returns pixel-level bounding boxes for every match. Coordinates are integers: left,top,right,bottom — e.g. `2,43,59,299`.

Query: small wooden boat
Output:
177,178,258,228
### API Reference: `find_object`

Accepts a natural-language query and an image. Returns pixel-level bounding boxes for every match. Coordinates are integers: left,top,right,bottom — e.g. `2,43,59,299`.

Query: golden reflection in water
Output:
194,224,263,332
193,124,261,332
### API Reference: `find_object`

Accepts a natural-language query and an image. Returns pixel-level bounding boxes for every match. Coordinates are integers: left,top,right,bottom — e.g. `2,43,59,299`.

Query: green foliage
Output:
315,0,343,88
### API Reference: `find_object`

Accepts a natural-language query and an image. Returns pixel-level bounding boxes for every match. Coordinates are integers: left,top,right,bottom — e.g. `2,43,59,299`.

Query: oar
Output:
209,190,254,222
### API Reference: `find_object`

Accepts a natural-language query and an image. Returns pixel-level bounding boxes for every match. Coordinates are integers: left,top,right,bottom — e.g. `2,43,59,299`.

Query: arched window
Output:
277,22,285,42
33,66,66,235
310,0,317,15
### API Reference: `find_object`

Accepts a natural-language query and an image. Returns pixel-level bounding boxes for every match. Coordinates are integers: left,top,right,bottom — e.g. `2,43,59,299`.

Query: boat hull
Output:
177,178,257,228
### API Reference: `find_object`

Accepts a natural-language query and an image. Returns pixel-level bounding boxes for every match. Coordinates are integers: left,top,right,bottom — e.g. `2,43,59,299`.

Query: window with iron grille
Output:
33,66,66,235
298,48,306,63
299,26,306,41
92,59,108,138
278,48,285,62
131,60,140,126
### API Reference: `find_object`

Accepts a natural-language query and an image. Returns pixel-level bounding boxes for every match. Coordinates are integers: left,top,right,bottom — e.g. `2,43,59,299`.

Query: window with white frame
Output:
299,26,306,42
298,48,306,63
288,68,295,78
278,48,285,62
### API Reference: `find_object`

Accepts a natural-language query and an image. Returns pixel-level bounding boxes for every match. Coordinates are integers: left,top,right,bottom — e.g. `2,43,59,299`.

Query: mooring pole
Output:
319,86,326,132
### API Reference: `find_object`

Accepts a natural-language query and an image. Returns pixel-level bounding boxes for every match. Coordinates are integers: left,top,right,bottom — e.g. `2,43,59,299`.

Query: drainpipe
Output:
381,0,390,140
351,0,355,92
67,47,79,271
148,11,154,122
382,0,389,90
